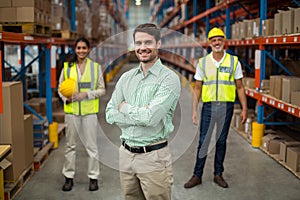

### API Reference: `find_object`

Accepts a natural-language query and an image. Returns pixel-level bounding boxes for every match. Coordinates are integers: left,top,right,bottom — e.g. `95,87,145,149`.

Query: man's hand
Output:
240,109,248,124
192,110,199,125
118,101,126,112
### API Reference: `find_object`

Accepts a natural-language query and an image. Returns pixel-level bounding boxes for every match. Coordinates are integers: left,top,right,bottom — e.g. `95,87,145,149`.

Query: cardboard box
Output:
262,134,280,151
0,82,25,181
12,0,39,8
281,77,300,103
262,19,274,36
24,115,34,168
268,138,285,154
0,8,17,22
261,79,270,90
286,147,300,172
243,77,255,89
274,12,282,35
0,0,12,7
294,7,300,33
282,9,294,34
279,141,300,162
270,75,285,99
291,91,300,106
247,19,254,38
17,7,39,23
240,20,248,39
253,18,260,37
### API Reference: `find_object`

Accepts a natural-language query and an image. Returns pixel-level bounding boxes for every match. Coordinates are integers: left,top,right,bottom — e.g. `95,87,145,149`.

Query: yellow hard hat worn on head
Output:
59,78,78,98
207,27,226,41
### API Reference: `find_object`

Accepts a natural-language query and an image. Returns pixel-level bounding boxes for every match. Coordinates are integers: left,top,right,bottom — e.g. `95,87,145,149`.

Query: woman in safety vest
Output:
58,37,106,192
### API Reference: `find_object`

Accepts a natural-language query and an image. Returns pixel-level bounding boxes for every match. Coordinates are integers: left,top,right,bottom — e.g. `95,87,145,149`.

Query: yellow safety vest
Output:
199,53,238,102
63,58,99,115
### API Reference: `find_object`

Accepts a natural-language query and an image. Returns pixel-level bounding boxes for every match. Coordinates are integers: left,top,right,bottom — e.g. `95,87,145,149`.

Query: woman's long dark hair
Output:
68,37,90,67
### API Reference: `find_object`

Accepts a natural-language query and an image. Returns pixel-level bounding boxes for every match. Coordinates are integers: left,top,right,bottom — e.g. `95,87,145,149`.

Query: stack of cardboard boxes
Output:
230,7,300,39
269,75,300,106
0,82,34,182
0,0,51,25
51,0,70,31
262,131,300,173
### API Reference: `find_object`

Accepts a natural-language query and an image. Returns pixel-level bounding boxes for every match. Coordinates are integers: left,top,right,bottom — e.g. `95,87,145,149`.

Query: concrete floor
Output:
15,63,300,200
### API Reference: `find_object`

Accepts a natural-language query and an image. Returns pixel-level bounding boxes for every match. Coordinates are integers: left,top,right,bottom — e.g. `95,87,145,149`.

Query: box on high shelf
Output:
294,7,300,33
282,9,294,34
274,12,282,35
262,19,274,36
291,91,300,107
281,77,300,103
269,75,286,100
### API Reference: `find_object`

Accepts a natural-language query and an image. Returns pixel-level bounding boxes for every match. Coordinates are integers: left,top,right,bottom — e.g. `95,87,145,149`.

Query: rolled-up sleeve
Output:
105,75,136,126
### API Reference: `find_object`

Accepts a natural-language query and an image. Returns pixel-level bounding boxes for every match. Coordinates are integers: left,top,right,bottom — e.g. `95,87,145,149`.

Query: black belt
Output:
122,141,168,154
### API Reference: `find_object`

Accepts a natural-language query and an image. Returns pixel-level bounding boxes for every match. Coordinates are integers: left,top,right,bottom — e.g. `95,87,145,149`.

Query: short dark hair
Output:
133,23,161,42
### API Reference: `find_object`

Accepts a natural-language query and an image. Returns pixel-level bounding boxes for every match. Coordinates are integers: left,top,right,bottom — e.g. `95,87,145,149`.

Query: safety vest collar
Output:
202,53,235,81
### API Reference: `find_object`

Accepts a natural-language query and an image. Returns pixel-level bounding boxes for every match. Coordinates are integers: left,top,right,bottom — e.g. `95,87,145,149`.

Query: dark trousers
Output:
193,102,234,177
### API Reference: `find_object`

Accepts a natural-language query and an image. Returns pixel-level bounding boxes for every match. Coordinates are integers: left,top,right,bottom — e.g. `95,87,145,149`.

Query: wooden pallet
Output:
4,164,34,200
52,30,78,39
0,22,51,36
33,142,54,171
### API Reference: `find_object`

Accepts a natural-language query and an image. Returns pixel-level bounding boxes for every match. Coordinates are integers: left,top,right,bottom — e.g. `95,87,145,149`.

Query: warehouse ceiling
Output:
128,0,150,30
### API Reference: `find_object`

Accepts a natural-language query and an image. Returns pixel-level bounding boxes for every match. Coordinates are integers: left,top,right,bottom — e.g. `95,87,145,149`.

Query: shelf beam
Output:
159,0,190,28
246,88,300,119
151,0,165,22
171,0,237,31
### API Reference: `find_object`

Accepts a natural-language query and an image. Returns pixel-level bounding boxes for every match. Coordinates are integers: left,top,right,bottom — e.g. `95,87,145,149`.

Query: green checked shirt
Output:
106,59,181,147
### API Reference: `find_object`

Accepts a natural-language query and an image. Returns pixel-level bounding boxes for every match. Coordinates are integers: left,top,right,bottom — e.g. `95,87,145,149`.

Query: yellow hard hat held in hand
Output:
207,27,226,41
59,78,78,98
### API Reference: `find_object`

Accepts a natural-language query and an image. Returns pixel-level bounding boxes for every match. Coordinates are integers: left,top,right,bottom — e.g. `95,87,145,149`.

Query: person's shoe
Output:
62,177,73,191
213,175,228,188
184,175,202,188
89,179,99,191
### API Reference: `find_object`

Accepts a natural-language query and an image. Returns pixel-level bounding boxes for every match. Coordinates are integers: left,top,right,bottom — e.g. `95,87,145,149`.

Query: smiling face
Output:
134,32,161,63
209,36,225,53
75,41,89,61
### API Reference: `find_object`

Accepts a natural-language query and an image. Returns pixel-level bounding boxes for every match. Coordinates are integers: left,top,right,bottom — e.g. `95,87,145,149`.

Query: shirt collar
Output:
209,50,226,66
135,58,162,77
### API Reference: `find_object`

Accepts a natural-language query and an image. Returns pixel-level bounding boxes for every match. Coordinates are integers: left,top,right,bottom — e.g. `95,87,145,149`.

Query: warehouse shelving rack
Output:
0,0,129,123
153,0,300,126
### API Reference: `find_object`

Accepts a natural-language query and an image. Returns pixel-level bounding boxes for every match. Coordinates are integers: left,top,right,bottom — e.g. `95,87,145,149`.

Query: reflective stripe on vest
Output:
63,58,99,115
200,53,238,102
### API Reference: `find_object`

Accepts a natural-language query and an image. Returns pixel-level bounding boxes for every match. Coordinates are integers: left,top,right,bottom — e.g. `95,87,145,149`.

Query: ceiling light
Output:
136,0,141,5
